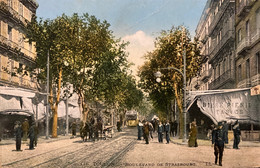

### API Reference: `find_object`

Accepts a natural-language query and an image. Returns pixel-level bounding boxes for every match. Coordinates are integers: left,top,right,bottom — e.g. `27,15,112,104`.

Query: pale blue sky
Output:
36,0,206,38
36,0,207,75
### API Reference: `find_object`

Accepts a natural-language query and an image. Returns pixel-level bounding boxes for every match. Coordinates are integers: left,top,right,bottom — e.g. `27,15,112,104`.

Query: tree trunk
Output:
78,90,89,124
173,76,183,139
51,68,62,138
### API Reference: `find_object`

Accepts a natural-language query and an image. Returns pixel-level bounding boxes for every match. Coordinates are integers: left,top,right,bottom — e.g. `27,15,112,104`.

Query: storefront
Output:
187,88,260,141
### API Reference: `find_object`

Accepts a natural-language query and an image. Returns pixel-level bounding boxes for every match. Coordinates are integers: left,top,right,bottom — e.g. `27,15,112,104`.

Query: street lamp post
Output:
154,49,187,142
46,50,50,139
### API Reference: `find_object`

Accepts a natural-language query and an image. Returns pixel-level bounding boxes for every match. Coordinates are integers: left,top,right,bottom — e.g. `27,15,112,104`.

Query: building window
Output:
238,28,242,43
238,65,242,81
246,59,250,79
29,42,32,51
256,8,260,30
8,25,12,41
8,0,12,7
19,2,23,16
256,52,260,74
246,20,250,37
223,59,226,74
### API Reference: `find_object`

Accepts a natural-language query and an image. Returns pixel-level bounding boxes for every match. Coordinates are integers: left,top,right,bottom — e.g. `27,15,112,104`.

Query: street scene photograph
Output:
0,0,260,167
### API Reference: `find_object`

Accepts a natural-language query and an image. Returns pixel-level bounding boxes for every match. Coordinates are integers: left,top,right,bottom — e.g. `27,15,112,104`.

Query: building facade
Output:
0,0,38,90
235,0,260,88
193,0,212,91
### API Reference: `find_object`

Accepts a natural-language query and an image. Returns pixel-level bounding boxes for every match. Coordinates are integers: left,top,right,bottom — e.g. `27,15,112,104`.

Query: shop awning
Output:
187,88,260,124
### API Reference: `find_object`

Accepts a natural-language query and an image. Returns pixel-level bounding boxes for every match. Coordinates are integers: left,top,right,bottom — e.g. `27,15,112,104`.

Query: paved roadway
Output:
1,127,260,168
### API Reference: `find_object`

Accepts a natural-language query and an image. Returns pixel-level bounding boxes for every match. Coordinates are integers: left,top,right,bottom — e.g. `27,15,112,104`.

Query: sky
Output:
36,0,207,76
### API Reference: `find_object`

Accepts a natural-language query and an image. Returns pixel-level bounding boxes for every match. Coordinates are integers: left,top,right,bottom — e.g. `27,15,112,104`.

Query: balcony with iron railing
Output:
0,34,36,60
236,36,251,56
201,68,212,82
237,78,251,88
237,28,260,57
251,28,260,46
208,0,232,35
209,22,234,62
237,0,256,17
0,70,38,90
0,1,28,26
209,69,235,90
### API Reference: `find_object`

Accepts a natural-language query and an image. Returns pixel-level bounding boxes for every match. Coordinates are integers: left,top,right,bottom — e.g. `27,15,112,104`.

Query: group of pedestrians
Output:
14,118,38,151
137,119,171,144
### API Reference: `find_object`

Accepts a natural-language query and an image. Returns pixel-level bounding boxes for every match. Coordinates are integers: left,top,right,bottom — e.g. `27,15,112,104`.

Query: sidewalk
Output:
170,136,260,147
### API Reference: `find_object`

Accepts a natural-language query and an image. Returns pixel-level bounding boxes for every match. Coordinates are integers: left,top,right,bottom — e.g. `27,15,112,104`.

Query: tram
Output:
125,110,138,126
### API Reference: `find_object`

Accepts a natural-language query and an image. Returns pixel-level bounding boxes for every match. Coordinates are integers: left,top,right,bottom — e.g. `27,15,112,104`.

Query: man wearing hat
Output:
212,122,227,166
28,122,35,150
233,120,241,149
14,121,23,151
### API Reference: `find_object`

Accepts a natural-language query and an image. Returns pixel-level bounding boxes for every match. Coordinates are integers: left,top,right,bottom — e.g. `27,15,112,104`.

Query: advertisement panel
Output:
197,90,260,124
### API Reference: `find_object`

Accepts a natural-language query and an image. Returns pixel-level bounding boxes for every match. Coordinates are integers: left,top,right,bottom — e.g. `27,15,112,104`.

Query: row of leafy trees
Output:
138,26,201,138
24,13,144,137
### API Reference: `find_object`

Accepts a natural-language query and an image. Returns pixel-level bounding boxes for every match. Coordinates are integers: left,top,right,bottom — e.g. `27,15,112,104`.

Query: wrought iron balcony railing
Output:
209,21,234,62
0,1,28,26
236,36,251,55
0,35,36,60
237,0,256,17
209,69,235,89
208,0,233,35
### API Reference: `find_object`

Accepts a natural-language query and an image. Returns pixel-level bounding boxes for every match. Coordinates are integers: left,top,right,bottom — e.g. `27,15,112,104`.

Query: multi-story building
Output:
189,0,260,141
192,0,212,91
0,0,38,90
235,0,260,88
208,0,236,90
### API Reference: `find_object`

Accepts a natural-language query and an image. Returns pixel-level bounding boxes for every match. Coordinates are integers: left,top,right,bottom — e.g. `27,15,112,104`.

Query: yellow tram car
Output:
125,110,138,127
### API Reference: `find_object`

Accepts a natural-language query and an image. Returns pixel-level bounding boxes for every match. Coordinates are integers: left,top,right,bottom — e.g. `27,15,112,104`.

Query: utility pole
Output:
65,93,69,136
183,49,187,142
46,50,49,139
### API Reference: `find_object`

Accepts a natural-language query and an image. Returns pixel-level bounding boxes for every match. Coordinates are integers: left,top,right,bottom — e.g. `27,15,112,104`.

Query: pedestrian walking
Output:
222,121,229,145
34,124,39,147
28,122,35,150
137,120,143,140
117,120,122,132
158,121,164,143
143,121,150,144
63,121,66,136
22,118,29,141
14,121,23,151
173,120,178,136
233,120,241,149
188,121,198,147
212,122,227,166
71,121,77,138
165,120,170,144
148,121,154,140
170,120,174,137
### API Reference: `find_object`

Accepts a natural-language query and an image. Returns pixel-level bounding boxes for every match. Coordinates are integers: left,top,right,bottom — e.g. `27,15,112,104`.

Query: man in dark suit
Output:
165,120,170,144
158,121,164,143
14,121,23,151
28,122,35,150
212,122,227,166
233,120,241,149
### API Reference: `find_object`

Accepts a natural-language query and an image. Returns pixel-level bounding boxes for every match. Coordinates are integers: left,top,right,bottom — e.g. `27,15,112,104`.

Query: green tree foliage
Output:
138,26,201,138
25,13,144,131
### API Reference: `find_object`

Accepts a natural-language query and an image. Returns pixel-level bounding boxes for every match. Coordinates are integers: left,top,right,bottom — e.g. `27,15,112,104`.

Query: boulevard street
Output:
1,127,259,168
